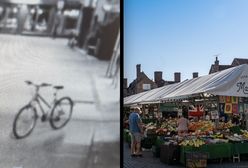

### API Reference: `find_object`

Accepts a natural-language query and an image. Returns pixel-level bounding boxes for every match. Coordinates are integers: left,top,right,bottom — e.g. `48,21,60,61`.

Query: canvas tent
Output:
124,64,248,106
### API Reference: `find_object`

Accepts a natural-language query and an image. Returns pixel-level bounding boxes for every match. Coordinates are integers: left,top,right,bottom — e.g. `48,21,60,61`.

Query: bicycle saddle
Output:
53,86,64,90
41,83,52,87
25,80,32,85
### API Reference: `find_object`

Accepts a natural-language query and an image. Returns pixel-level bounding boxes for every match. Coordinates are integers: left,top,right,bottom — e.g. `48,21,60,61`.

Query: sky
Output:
124,0,248,85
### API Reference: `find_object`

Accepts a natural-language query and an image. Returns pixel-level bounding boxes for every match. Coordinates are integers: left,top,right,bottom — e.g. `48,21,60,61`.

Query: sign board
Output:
211,110,219,120
57,0,65,10
160,103,178,112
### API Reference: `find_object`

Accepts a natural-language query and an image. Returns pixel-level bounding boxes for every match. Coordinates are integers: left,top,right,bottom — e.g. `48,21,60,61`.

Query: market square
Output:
124,0,248,167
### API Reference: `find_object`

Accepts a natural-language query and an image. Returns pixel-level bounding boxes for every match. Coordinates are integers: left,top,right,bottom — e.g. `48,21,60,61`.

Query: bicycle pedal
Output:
41,115,47,122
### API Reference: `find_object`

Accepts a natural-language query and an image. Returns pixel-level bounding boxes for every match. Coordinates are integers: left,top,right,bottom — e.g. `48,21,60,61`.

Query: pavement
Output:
123,142,248,168
0,34,120,168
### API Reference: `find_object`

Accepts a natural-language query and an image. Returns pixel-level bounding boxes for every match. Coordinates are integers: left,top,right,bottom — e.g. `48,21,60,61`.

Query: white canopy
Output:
124,64,248,105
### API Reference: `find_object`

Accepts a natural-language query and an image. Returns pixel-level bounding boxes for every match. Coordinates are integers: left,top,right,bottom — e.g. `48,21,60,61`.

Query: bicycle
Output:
13,80,74,139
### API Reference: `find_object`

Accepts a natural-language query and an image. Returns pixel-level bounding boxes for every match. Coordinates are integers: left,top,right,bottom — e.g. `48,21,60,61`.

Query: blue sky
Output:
124,0,248,85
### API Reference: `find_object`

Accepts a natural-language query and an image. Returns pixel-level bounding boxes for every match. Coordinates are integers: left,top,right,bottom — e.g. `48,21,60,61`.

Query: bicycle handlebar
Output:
25,80,52,88
25,81,64,91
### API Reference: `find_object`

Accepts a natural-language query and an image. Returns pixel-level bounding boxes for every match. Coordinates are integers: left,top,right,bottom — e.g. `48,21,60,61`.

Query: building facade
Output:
209,57,248,74
124,64,192,97
124,64,157,97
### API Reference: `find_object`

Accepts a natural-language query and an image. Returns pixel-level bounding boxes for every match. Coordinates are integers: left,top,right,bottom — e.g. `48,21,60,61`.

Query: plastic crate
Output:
141,137,156,149
152,145,160,158
160,144,180,165
186,152,208,168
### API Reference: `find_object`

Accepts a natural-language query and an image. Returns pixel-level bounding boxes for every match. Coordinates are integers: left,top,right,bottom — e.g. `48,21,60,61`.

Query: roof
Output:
124,64,248,105
219,65,233,71
232,58,248,66
209,64,233,74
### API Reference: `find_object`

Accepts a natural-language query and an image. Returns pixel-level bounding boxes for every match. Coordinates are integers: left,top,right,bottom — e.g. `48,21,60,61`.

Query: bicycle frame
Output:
28,87,58,117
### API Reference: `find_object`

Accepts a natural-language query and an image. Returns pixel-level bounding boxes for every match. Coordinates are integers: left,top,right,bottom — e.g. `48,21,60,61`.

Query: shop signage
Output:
236,82,248,94
211,110,219,119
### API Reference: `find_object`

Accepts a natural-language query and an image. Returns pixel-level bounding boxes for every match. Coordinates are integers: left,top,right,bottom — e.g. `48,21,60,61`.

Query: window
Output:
143,84,151,91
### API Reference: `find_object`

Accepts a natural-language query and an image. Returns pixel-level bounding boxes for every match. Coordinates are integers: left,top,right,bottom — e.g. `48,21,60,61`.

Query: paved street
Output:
124,142,248,168
0,34,119,168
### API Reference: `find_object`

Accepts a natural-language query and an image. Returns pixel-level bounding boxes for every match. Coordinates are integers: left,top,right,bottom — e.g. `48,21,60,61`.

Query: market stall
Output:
124,64,248,167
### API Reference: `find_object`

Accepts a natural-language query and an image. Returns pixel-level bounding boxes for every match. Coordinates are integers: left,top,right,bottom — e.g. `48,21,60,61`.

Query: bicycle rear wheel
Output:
49,97,73,129
13,105,37,139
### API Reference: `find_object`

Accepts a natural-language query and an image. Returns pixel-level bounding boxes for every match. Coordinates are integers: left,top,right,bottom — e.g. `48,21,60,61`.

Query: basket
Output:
186,152,208,168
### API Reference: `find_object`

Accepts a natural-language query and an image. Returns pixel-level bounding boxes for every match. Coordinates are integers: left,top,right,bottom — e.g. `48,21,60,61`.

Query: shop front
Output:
0,0,81,37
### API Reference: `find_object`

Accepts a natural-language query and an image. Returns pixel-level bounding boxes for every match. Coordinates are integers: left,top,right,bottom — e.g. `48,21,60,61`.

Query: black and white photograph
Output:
0,0,120,167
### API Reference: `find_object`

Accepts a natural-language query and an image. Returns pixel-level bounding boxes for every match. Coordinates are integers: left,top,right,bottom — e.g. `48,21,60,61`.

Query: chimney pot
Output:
174,72,181,83
193,72,198,78
154,71,163,82
123,78,127,88
136,64,141,79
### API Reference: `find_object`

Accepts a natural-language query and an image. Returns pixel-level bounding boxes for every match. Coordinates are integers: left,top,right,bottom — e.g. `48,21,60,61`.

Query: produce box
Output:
230,126,241,134
160,143,180,165
141,135,157,149
152,145,160,157
123,129,130,143
186,152,208,168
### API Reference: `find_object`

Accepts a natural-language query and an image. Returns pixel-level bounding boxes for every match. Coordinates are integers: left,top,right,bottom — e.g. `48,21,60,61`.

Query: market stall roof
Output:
127,85,170,105
124,64,248,105
161,64,247,100
131,79,190,104
124,91,150,106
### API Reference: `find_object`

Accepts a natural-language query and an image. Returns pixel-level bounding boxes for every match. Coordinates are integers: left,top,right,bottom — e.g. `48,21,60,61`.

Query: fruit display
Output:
179,138,205,147
160,119,177,132
217,121,234,129
153,119,177,136
211,133,225,139
145,122,157,134
226,134,243,142
155,128,167,135
241,130,248,140
188,120,214,134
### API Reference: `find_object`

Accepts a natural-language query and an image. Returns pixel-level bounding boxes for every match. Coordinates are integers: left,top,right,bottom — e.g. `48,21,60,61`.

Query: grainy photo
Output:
0,0,120,167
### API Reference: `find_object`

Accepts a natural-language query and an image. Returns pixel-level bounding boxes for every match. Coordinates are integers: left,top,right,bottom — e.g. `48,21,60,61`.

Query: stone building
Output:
124,64,157,97
124,64,187,97
154,71,181,87
209,57,248,74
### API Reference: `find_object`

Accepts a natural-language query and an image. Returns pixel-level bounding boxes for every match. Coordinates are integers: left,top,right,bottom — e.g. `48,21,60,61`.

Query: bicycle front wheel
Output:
49,97,73,129
13,105,37,139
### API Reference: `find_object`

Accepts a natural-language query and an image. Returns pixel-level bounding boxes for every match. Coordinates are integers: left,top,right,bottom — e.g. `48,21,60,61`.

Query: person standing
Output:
52,11,62,39
177,107,189,136
128,107,143,157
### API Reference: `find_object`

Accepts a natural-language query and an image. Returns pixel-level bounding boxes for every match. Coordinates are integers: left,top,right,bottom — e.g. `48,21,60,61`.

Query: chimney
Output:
214,56,219,72
154,71,162,83
136,64,141,79
215,56,219,66
193,72,198,78
123,78,127,88
174,72,181,83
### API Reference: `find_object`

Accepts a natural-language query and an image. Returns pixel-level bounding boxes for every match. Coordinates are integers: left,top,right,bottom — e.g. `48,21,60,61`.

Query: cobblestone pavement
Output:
123,142,248,168
0,34,119,168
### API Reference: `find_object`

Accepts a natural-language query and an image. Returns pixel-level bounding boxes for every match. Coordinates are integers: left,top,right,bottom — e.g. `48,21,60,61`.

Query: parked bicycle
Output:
13,81,74,139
